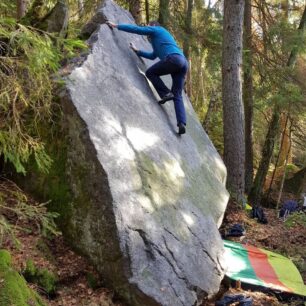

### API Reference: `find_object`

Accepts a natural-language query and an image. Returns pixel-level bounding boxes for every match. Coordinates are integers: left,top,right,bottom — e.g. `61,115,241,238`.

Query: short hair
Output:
148,20,160,26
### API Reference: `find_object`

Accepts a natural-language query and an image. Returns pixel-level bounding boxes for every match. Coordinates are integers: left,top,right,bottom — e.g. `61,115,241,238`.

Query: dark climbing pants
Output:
145,54,188,126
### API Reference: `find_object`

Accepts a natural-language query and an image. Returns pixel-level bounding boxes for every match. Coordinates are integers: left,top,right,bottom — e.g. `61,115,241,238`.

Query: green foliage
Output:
23,260,36,278
285,163,300,176
23,260,57,296
36,268,57,296
86,272,100,289
0,179,59,247
0,19,56,174
0,249,11,267
284,211,306,228
0,2,16,18
36,239,56,263
289,253,306,279
0,250,45,306
0,18,86,174
0,0,305,204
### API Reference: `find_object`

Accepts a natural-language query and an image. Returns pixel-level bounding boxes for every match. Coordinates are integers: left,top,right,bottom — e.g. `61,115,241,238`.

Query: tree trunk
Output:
266,113,289,204
129,0,142,24
145,0,150,24
249,110,280,206
183,0,194,97
186,58,192,97
183,0,193,58
281,0,289,19
17,0,27,19
287,6,306,67
258,1,268,56
203,91,216,133
276,120,292,210
222,0,245,203
199,58,205,108
243,0,254,194
158,0,170,27
21,0,44,26
278,113,291,166
78,0,85,18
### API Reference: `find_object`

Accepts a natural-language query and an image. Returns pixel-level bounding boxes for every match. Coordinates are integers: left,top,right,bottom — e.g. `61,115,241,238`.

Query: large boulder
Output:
58,0,229,305
284,167,306,195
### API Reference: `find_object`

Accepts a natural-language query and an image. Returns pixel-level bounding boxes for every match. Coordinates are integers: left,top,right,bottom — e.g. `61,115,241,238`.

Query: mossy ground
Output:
0,250,45,306
23,259,57,296
1,179,124,306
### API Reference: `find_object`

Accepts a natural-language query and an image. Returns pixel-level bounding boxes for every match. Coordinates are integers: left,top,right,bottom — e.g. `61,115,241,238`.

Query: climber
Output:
106,20,188,135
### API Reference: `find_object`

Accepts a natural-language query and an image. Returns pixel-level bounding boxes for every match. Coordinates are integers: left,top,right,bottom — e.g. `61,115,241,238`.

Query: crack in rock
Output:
186,224,223,274
168,280,186,306
164,227,181,242
129,227,209,305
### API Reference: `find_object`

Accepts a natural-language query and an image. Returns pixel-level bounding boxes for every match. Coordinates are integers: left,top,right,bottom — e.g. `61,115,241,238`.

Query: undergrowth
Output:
0,18,86,174
285,211,306,228
0,178,59,247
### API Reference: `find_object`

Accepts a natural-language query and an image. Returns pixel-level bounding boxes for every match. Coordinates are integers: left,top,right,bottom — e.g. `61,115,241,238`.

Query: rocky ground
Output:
1,180,305,306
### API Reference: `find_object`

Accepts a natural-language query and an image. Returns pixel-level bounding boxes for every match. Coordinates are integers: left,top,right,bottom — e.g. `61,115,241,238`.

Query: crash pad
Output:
223,240,306,297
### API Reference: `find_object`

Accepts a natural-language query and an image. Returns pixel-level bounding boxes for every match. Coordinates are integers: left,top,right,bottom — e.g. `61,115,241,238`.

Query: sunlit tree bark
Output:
145,0,150,24
183,0,194,97
243,0,254,194
17,0,27,19
222,0,245,203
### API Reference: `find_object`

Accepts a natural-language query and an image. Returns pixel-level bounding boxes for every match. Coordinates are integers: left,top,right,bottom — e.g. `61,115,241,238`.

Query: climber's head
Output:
148,20,160,27
146,21,160,43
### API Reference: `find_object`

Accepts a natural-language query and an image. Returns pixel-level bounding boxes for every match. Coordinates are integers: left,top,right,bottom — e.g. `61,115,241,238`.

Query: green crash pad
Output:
223,240,306,297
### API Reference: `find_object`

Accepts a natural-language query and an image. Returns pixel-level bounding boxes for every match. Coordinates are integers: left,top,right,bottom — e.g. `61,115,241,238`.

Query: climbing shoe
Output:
178,123,186,135
158,92,174,104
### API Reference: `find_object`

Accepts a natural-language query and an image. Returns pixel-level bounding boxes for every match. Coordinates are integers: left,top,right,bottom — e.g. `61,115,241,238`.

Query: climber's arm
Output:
129,42,157,60
136,50,157,60
117,24,156,35
106,21,156,36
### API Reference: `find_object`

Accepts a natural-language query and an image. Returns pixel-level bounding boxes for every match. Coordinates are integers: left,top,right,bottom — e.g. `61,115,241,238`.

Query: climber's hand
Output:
106,21,118,28
129,42,138,52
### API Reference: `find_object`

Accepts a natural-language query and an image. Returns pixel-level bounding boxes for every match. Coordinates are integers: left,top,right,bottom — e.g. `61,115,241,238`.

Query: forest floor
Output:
204,200,306,306
1,180,305,306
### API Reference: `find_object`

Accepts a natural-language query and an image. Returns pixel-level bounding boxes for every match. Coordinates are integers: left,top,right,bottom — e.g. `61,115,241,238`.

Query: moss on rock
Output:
0,250,45,306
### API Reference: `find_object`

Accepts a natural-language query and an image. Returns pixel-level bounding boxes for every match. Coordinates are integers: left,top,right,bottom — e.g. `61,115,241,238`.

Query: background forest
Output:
0,0,306,305
1,0,305,207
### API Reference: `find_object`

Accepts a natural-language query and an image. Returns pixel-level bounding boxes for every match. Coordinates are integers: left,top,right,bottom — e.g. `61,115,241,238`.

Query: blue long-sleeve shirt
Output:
117,24,184,60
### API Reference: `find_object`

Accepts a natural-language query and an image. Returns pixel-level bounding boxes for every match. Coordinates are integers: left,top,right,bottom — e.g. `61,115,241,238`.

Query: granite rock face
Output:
63,1,229,305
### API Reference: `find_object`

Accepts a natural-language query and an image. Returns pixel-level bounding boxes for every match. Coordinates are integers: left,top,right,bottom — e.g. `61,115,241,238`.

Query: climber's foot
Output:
158,92,174,105
178,123,186,135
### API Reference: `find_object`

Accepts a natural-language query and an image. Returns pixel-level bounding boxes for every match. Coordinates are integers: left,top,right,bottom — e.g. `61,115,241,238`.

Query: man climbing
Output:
106,20,188,135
